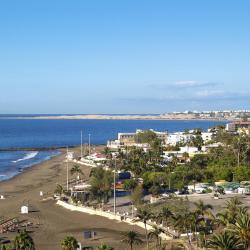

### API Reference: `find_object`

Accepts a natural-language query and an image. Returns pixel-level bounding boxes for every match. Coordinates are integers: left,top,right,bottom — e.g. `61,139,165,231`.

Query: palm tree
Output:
216,211,231,227
174,212,192,241
148,225,164,250
0,244,11,250
89,168,113,207
134,207,152,250
54,184,64,197
121,230,143,250
14,230,35,250
225,197,242,212
208,231,243,250
96,244,113,250
162,241,186,250
157,207,173,229
216,197,244,226
228,213,250,249
70,165,84,181
61,236,78,250
194,200,213,217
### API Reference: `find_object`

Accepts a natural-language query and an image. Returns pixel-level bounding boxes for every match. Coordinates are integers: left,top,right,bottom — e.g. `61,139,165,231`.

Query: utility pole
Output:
113,158,116,215
88,134,91,155
66,146,69,191
80,130,83,159
131,204,134,219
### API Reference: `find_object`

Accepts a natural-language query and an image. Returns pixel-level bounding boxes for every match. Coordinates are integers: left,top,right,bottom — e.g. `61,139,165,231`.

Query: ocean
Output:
0,118,226,181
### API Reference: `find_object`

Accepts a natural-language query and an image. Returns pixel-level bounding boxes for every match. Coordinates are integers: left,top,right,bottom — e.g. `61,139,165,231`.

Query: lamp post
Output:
66,147,69,191
80,130,83,159
88,134,91,155
113,158,116,214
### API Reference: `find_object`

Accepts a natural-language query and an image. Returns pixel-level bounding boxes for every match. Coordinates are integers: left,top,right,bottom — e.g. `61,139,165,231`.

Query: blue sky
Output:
0,0,249,114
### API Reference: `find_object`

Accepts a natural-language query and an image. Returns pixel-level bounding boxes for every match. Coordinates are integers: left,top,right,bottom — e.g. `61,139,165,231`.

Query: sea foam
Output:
12,151,39,163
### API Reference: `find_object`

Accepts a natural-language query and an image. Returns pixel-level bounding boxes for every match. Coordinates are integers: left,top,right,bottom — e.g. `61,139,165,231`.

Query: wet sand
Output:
0,147,144,249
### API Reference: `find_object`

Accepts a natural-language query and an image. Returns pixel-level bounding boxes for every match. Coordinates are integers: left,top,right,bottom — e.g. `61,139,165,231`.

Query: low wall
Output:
56,200,171,240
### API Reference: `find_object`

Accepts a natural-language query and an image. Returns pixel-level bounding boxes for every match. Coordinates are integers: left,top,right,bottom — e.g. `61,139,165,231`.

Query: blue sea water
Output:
0,150,60,181
0,118,226,181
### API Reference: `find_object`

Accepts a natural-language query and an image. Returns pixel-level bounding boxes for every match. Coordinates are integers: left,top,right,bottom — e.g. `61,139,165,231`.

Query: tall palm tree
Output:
148,225,164,250
208,231,242,250
134,207,152,250
70,165,84,181
61,236,78,250
121,230,143,250
96,244,113,250
173,212,192,244
89,168,113,207
228,213,250,249
14,230,35,250
189,211,201,240
157,207,173,228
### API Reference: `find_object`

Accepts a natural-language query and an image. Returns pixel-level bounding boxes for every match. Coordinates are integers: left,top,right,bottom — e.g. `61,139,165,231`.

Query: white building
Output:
107,129,168,148
167,132,193,146
179,146,199,155
201,132,213,142
225,122,236,132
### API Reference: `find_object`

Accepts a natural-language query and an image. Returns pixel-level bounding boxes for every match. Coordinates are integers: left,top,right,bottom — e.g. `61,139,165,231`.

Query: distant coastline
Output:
0,114,231,121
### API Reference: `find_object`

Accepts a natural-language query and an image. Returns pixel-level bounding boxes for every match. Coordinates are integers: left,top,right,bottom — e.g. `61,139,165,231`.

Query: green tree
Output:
54,184,64,197
190,135,204,150
130,185,144,206
61,236,78,250
96,244,113,250
70,165,85,181
156,206,173,228
194,200,213,217
121,230,143,250
0,244,12,250
89,168,113,206
14,230,35,250
228,213,250,249
123,179,138,191
173,212,192,243
208,231,242,250
134,130,157,144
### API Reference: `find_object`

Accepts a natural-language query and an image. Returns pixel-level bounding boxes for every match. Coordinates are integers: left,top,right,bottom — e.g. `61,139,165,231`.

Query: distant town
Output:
163,110,250,121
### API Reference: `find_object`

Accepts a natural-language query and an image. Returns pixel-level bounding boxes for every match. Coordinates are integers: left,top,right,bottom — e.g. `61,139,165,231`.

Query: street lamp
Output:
66,147,69,191
113,158,117,215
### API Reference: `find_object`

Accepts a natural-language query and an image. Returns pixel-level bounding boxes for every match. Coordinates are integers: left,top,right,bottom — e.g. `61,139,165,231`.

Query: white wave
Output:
12,151,39,163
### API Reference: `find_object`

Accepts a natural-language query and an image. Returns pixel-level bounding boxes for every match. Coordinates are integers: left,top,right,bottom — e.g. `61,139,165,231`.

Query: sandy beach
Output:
4,114,230,121
0,146,144,250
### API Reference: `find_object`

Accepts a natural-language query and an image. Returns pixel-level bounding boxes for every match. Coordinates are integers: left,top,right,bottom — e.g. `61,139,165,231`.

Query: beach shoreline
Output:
0,150,62,184
0,114,231,121
0,145,143,250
